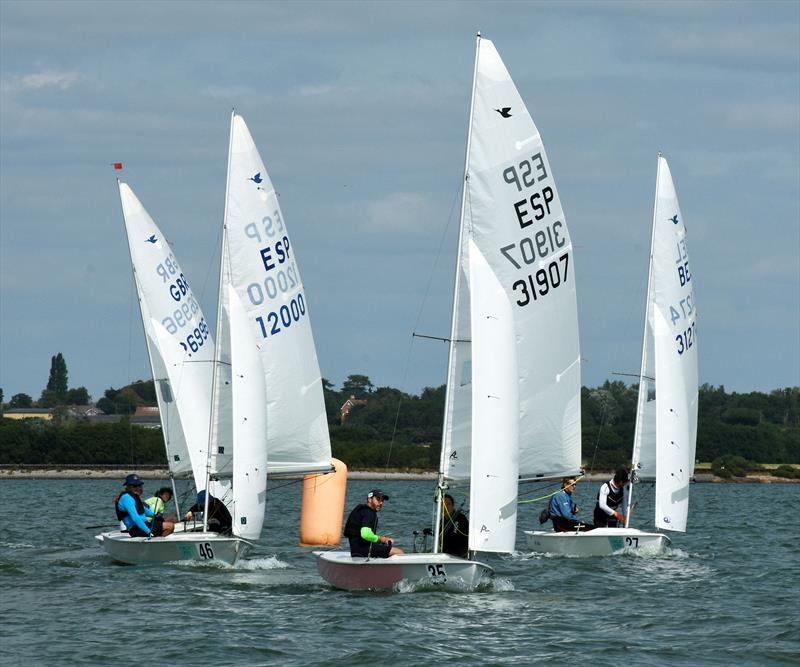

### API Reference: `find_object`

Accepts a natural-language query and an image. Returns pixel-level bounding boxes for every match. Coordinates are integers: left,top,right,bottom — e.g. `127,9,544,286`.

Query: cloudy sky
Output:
1,0,798,404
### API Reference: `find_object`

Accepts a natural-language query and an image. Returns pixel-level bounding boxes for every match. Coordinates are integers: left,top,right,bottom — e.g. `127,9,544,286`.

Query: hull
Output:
314,551,494,591
524,527,670,557
96,524,253,565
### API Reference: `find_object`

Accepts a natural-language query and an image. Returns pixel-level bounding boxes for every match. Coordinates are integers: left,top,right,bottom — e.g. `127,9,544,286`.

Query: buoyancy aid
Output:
115,490,145,522
596,481,624,510
343,504,376,538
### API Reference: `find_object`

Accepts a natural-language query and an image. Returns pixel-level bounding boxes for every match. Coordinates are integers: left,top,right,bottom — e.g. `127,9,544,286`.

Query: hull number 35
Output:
198,543,215,559
427,564,447,581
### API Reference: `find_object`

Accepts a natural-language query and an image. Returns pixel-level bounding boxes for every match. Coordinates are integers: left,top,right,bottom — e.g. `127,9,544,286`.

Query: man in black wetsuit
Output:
440,494,469,558
343,489,404,558
186,490,233,535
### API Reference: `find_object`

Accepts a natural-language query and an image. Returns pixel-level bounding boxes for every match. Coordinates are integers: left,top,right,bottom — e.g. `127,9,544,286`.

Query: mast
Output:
626,152,662,527
203,109,236,528
433,32,481,554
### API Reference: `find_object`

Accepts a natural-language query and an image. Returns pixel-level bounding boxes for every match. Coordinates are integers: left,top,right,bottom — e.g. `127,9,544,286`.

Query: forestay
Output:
118,182,214,489
441,37,582,488
631,156,698,532
212,113,332,477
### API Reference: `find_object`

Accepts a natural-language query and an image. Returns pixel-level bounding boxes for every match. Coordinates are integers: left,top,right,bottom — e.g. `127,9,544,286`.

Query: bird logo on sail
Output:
145,235,158,244
671,215,679,225
250,172,263,184
495,107,512,118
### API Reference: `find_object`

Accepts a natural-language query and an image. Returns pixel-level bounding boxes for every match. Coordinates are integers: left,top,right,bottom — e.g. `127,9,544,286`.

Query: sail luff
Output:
435,33,482,553
207,110,237,491
627,153,662,523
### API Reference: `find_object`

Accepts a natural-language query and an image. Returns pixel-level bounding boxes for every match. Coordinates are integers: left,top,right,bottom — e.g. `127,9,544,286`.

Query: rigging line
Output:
412,333,471,343
126,273,137,464
385,177,465,470
517,475,586,504
612,371,655,382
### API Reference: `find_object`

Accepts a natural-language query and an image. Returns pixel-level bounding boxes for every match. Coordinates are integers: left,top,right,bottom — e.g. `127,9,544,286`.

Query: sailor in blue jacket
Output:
548,477,592,532
116,474,159,537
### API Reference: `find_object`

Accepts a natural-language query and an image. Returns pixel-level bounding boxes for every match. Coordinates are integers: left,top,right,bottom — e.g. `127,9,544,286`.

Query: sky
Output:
1,0,798,404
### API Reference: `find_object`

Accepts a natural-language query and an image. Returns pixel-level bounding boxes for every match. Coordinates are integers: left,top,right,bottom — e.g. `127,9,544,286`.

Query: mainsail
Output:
440,36,582,553
630,156,699,532
209,112,332,480
117,182,215,490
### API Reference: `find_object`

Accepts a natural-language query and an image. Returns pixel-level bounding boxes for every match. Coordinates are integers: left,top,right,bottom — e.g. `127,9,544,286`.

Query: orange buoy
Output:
299,458,347,546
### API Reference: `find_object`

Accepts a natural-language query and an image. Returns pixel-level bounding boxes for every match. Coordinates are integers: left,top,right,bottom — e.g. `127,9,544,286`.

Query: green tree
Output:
46,353,68,402
9,393,33,409
341,374,374,398
65,387,91,405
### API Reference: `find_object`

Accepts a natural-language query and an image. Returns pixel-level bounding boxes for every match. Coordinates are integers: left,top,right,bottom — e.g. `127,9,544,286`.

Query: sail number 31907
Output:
511,253,570,308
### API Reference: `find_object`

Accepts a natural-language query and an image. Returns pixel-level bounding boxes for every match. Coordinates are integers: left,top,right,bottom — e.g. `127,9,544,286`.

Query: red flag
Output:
113,162,123,170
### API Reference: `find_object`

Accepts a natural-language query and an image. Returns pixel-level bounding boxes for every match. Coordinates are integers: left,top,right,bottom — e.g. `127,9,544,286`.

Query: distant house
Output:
67,405,104,418
340,395,368,424
3,408,53,421
132,406,161,429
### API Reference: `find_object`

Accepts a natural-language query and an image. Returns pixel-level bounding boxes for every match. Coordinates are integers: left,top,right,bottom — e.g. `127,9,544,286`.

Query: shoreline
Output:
0,467,797,483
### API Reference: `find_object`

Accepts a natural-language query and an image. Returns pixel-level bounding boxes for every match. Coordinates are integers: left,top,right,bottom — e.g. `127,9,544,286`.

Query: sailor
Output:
440,494,469,557
144,487,176,535
116,474,171,537
186,490,233,535
548,477,592,532
343,489,404,558
593,468,629,527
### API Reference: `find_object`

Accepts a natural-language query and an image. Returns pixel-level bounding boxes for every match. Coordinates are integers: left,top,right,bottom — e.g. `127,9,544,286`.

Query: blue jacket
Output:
118,493,155,534
548,489,577,520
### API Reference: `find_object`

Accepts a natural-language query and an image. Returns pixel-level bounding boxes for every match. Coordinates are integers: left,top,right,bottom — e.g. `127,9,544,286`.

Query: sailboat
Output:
98,113,333,565
315,33,582,590
525,154,698,556
96,181,250,564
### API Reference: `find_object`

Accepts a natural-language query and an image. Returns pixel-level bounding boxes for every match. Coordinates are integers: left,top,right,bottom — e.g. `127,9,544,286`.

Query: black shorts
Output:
352,542,391,559
128,516,164,538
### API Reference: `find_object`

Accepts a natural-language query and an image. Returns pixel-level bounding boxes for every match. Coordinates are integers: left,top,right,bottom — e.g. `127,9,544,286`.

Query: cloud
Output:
2,69,82,93
363,192,441,235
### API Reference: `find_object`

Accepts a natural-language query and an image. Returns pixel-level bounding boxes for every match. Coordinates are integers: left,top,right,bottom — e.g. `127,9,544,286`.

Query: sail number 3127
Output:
512,253,569,307
676,322,696,356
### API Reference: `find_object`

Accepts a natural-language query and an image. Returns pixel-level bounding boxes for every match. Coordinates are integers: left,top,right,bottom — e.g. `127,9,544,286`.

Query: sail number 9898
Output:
512,253,569,307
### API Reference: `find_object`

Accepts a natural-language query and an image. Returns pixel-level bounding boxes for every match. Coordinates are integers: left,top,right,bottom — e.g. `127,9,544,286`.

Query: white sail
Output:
227,284,267,540
221,113,331,476
441,37,581,483
631,156,698,532
467,239,519,552
650,157,698,532
118,182,215,489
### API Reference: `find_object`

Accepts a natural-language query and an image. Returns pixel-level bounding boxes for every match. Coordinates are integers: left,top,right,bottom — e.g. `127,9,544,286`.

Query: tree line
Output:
1,369,798,469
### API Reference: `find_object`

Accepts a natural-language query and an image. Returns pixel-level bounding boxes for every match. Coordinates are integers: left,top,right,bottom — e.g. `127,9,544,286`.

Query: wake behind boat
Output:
525,155,698,557
317,33,579,590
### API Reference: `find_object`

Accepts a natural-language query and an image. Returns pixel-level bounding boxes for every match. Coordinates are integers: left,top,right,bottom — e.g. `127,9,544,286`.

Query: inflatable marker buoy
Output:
299,458,347,546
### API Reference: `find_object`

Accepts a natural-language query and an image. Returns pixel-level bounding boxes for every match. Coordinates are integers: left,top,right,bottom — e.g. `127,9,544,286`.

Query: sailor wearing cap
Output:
115,474,173,538
342,489,404,558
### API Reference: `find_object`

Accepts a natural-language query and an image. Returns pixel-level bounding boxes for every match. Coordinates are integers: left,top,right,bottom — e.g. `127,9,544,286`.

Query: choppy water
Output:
1,479,798,666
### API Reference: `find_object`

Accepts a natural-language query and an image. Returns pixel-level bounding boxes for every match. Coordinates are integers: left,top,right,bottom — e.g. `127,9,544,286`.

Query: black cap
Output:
368,489,389,501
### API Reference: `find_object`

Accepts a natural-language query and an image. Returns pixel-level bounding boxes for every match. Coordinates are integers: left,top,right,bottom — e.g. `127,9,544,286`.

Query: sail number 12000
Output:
512,253,569,307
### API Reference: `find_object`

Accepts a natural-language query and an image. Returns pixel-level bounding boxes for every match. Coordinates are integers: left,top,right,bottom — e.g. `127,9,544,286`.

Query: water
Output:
1,479,798,666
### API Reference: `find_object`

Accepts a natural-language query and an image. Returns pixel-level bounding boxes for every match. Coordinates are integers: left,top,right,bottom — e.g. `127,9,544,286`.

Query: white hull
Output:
524,527,670,557
314,551,494,591
96,524,253,565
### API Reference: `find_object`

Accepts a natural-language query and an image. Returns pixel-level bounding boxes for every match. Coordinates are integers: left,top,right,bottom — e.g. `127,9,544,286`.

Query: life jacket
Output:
115,490,145,522
596,481,624,510
145,497,165,516
343,504,375,538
